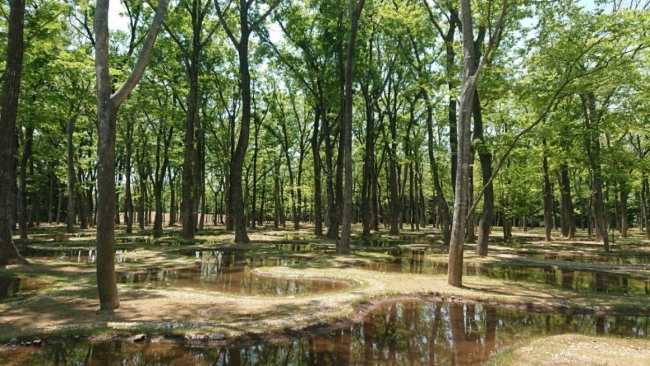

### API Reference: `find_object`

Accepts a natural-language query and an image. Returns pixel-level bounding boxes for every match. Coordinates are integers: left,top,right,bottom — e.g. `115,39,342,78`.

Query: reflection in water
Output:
20,247,134,264
119,251,347,296
2,300,649,365
528,253,650,265
361,255,650,296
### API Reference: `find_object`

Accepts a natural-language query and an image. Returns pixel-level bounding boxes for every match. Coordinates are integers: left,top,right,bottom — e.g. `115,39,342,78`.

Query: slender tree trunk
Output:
474,90,493,255
66,116,77,233
18,126,33,240
274,163,280,229
448,0,478,287
388,142,400,235
231,34,252,243
542,140,553,242
324,113,338,239
56,183,63,224
361,86,375,236
559,162,575,238
582,93,608,251
168,166,176,225
94,0,168,310
645,178,650,240
181,64,198,239
47,172,54,223
426,101,450,245
620,182,628,238
312,104,323,236
338,0,365,253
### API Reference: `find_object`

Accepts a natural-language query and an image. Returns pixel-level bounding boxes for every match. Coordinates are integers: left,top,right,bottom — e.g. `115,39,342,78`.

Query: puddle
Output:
468,264,650,296
528,253,650,265
20,247,136,263
0,275,50,301
3,300,649,365
118,262,348,296
360,256,650,295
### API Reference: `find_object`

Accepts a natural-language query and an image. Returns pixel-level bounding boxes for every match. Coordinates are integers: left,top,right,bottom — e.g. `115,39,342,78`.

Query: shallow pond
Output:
20,247,135,263
360,252,650,296
2,300,649,365
527,252,650,265
118,251,350,296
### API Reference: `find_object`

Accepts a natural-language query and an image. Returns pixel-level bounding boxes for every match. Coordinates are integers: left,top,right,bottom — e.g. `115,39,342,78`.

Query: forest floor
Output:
1,224,650,365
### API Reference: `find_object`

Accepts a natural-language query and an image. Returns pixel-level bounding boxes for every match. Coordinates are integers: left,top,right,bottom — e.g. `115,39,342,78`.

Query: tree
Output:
0,0,28,267
163,0,220,239
93,0,169,310
448,0,507,286
337,0,366,253
214,0,282,244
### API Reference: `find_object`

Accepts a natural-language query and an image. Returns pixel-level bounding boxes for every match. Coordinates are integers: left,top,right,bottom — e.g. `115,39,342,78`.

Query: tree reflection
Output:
6,301,650,365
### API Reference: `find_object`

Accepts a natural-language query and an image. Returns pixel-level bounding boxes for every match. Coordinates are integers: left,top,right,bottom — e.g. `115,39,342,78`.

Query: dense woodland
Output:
0,0,649,308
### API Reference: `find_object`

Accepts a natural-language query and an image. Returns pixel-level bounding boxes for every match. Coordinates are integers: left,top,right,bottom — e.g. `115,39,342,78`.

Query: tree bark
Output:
338,0,365,253
620,181,628,238
94,0,169,310
181,62,198,239
66,116,77,233
559,162,575,238
0,0,27,266
581,92,609,251
214,0,281,242
18,126,33,240
311,104,323,236
425,101,450,245
474,90,493,255
152,122,172,237
542,140,553,242
448,0,478,287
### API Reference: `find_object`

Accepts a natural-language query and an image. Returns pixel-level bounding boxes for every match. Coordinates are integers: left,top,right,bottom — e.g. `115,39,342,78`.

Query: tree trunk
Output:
559,162,575,238
338,0,365,253
542,140,553,242
474,90,493,255
168,166,176,226
645,178,650,240
581,92,609,251
426,101,450,245
66,107,80,233
620,181,628,238
312,104,323,236
18,126,33,240
94,0,168,310
0,0,27,266
181,64,198,239
448,0,478,287
361,85,375,236
324,112,339,239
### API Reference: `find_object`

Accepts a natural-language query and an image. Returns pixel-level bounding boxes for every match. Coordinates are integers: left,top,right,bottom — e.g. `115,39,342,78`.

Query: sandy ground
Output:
489,334,650,365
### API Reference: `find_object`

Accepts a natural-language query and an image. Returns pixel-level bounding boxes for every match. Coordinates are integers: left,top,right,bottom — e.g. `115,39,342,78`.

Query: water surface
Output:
2,300,648,365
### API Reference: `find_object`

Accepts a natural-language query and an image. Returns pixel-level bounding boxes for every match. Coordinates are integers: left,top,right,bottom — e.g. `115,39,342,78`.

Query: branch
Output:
474,0,509,78
111,0,170,107
250,0,283,32
162,21,190,59
213,0,240,48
